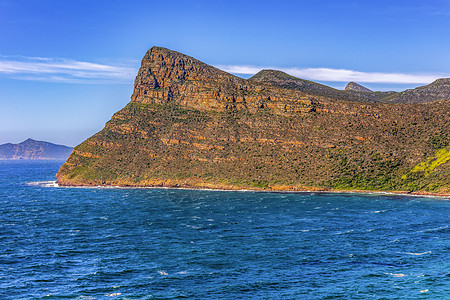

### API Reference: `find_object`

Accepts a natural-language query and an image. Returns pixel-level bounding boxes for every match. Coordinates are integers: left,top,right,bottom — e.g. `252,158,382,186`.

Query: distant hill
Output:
248,70,395,103
383,78,450,103
249,69,360,101
0,138,73,160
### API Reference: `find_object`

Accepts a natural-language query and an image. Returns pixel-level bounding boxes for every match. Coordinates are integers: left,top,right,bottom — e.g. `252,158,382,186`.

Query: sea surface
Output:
1,160,449,299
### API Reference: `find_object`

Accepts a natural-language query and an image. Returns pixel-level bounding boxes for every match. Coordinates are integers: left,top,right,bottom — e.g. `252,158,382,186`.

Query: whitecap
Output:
336,229,354,235
405,251,431,256
419,225,448,232
158,270,168,276
105,293,121,297
26,180,59,187
386,273,406,277
420,289,429,293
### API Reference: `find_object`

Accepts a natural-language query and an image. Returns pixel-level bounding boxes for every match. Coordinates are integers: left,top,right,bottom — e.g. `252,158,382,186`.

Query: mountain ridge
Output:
0,138,73,160
56,47,450,195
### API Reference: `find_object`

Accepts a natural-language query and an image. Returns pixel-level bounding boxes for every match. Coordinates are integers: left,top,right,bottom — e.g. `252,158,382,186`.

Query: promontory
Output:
56,47,450,195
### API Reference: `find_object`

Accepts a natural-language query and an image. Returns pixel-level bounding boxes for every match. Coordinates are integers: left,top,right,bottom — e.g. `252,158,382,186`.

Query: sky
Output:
0,0,449,146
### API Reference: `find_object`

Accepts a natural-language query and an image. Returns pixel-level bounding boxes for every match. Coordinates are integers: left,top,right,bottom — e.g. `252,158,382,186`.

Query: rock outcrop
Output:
56,47,450,195
345,82,373,93
0,138,73,160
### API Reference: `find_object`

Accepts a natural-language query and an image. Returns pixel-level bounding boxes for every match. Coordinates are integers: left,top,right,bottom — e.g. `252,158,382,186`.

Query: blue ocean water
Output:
0,160,449,299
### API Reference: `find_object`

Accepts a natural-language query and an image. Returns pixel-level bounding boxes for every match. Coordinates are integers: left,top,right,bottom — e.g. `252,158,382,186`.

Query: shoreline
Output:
53,179,450,199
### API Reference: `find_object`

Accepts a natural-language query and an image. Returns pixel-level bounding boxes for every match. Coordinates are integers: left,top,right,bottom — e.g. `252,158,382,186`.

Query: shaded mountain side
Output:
249,70,395,103
0,138,73,159
345,82,373,92
384,78,450,103
57,47,450,195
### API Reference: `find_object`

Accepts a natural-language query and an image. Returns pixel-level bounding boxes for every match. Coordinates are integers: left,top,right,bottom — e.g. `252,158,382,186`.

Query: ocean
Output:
1,160,449,299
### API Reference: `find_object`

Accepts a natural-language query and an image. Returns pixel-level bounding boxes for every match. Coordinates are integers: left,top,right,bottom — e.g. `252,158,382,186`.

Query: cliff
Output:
0,138,73,160
56,47,450,195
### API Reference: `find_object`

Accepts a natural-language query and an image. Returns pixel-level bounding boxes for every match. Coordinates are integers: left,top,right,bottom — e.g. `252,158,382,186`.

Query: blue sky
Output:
1,0,449,146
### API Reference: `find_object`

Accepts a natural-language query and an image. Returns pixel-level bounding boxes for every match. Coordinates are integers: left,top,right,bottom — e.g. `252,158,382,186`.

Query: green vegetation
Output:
403,147,450,178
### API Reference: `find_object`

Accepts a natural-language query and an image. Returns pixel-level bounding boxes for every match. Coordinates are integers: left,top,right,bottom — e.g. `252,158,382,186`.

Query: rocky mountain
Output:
345,82,373,93
384,78,450,103
249,70,364,102
0,138,73,160
249,70,395,103
56,47,450,195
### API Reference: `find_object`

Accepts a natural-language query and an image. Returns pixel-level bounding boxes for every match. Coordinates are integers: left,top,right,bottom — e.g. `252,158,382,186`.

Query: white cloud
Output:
0,55,446,86
216,65,446,84
0,56,137,83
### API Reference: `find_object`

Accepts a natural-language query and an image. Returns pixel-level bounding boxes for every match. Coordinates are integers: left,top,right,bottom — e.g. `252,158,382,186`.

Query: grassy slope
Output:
58,102,450,194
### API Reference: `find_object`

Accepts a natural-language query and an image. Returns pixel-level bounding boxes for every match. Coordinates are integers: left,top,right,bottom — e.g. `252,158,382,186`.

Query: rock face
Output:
57,47,450,194
0,138,73,160
345,82,373,93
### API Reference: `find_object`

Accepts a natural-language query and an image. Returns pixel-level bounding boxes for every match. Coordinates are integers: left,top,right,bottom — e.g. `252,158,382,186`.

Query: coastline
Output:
55,178,450,199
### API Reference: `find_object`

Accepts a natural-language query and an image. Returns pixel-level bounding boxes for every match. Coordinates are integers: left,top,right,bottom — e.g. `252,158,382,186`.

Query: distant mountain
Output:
249,70,395,103
56,46,450,195
249,69,361,101
345,82,372,93
0,138,73,160
383,78,450,103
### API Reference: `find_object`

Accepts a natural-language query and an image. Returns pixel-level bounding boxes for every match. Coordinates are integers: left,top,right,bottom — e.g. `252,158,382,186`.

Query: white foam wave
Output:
405,251,431,256
336,229,354,235
386,273,407,277
105,293,121,297
26,180,59,187
371,210,388,214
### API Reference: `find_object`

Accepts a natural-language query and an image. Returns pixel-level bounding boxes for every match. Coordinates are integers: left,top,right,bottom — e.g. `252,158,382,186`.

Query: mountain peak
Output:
251,69,296,80
345,82,373,93
20,138,38,144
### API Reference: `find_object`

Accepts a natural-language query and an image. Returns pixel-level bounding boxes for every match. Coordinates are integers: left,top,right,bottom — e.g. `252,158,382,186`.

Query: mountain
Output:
345,82,373,93
249,70,364,102
249,70,395,103
56,47,450,195
383,78,450,103
0,138,73,160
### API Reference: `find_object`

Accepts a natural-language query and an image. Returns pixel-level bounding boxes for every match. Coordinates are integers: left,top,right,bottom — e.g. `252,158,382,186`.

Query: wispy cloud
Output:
0,56,137,83
1,55,446,86
216,65,447,85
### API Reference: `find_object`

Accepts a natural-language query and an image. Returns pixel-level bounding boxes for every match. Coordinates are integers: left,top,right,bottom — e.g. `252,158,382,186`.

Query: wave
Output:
385,273,407,277
26,180,59,187
405,251,432,256
24,180,450,201
419,225,449,233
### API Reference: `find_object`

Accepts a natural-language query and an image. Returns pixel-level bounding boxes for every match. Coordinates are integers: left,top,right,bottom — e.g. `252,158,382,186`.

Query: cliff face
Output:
0,139,73,160
56,47,450,194
130,47,319,114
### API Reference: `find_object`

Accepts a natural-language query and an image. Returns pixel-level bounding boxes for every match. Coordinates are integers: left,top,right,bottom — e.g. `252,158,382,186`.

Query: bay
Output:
1,160,449,299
